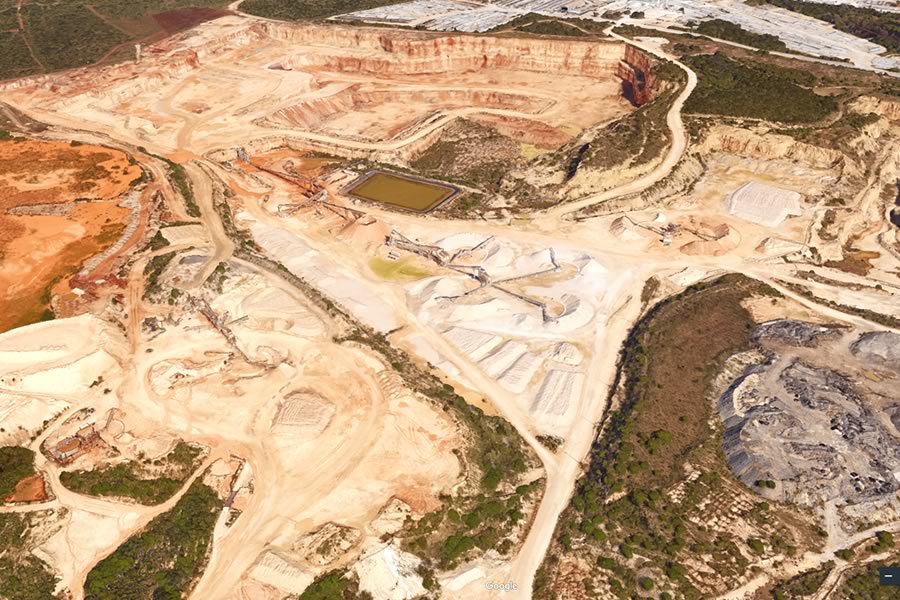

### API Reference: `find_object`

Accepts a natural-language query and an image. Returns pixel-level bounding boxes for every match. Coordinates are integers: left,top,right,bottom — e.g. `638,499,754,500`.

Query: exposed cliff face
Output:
851,95,900,122
700,125,848,171
265,85,552,134
269,23,625,77
617,45,659,107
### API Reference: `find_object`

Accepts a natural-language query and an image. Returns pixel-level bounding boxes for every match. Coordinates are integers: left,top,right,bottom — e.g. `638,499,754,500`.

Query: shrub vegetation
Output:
60,442,201,505
684,52,837,123
83,479,220,600
0,513,58,600
242,0,399,20
0,446,37,498
693,19,788,52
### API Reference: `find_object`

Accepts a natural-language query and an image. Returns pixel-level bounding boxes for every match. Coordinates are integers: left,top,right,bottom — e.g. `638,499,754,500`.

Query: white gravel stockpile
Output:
478,341,528,377
550,342,583,366
443,327,503,361
725,181,802,227
355,543,427,600
496,351,543,394
531,369,585,418
249,552,314,595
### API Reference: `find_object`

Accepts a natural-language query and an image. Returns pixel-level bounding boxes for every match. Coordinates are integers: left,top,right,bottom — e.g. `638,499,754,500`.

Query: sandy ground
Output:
0,9,898,600
0,262,463,599
0,18,632,160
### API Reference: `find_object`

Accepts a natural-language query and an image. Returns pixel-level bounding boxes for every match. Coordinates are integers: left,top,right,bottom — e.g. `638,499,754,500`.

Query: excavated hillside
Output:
267,23,627,77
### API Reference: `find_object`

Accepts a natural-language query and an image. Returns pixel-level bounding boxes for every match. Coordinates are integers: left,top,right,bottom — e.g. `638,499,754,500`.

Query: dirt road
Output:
542,29,698,221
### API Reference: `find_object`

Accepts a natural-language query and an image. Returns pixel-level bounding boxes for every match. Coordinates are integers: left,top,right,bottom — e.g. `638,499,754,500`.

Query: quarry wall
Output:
267,23,626,77
617,44,659,107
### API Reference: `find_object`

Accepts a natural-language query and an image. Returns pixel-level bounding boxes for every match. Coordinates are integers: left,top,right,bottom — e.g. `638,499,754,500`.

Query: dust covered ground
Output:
0,8,899,600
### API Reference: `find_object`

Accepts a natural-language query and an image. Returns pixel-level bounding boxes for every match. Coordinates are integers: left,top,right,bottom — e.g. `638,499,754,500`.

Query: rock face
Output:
851,331,900,369
270,23,625,77
700,125,847,171
617,44,659,107
720,358,900,505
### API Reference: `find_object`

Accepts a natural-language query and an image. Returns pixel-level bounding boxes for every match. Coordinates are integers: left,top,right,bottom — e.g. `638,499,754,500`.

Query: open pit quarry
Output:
0,17,638,164
0,5,899,600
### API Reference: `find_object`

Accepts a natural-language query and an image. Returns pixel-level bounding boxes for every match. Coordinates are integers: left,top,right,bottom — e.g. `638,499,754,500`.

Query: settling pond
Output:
344,170,459,213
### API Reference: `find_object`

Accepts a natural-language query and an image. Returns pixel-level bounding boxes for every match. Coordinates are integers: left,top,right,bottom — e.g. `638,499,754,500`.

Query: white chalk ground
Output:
354,542,427,600
0,314,126,445
160,224,207,245
725,181,803,227
249,551,315,595
0,268,462,599
250,220,400,332
36,508,143,596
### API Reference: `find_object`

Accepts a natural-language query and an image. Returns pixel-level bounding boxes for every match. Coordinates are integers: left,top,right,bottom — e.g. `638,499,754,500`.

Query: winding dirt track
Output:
542,30,698,222
4,10,899,600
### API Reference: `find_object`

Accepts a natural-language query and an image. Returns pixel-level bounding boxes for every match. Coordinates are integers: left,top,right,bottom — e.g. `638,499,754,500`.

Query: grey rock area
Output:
850,331,900,369
719,321,900,510
751,319,840,348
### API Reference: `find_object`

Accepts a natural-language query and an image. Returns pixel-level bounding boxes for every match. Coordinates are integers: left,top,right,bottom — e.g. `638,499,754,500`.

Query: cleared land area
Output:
0,138,141,333
748,0,900,53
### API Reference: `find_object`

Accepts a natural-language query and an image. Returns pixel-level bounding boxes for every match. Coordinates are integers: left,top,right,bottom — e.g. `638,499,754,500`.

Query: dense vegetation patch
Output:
400,479,542,570
60,442,202,505
490,13,611,37
299,571,372,600
0,513,59,600
692,19,787,52
155,156,200,218
0,1,232,81
837,549,900,599
84,479,219,600
143,250,177,300
0,446,37,498
748,0,900,53
684,52,837,123
241,0,400,21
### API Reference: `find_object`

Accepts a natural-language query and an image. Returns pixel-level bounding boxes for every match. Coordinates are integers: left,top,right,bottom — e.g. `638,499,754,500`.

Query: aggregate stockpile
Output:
718,321,900,522
267,22,626,77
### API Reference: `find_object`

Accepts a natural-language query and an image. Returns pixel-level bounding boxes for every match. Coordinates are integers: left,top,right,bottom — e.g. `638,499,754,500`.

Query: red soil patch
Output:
4,474,47,503
0,139,138,333
153,8,232,35
0,139,141,211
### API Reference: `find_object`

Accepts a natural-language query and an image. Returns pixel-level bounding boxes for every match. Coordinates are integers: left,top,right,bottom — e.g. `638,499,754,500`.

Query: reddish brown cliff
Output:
617,45,659,107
